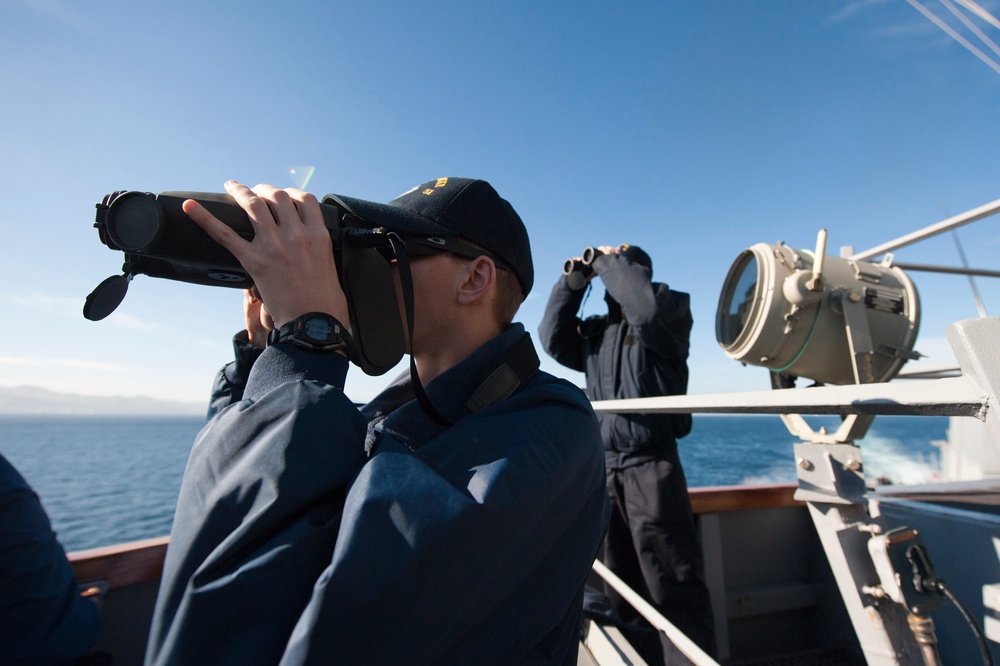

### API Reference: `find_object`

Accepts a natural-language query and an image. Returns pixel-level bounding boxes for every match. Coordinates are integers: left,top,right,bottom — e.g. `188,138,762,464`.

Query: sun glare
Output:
289,166,316,190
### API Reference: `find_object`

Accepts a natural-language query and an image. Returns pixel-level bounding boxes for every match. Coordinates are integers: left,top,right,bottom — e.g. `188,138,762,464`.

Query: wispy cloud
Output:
0,355,127,372
9,292,82,318
830,0,895,24
7,0,92,32
7,292,167,333
0,356,34,367
106,312,166,333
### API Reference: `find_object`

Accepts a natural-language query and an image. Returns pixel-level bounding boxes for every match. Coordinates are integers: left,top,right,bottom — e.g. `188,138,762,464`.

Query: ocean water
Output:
0,413,948,553
1,416,204,553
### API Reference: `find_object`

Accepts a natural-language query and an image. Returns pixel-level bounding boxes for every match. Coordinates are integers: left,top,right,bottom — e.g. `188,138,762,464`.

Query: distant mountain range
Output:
0,385,206,416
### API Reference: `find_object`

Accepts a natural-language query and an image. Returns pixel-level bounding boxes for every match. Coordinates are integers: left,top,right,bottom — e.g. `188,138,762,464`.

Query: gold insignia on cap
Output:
422,178,448,196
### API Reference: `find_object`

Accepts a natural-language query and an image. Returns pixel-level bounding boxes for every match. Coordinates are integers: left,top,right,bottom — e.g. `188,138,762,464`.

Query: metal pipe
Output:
591,559,720,666
891,262,1000,279
590,376,984,417
850,197,1000,262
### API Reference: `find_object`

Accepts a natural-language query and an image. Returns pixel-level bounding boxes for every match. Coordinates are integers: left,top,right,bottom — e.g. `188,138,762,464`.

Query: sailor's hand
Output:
243,287,271,348
575,255,599,283
183,181,350,330
598,245,619,256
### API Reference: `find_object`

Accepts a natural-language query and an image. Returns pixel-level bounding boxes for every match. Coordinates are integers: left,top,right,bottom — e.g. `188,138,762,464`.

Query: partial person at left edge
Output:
146,177,610,665
0,453,104,666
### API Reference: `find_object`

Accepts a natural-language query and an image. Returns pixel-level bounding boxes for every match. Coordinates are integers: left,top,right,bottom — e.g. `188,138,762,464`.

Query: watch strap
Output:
267,313,353,354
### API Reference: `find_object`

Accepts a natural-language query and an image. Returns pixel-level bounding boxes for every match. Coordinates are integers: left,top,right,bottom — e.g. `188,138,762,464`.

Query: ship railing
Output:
584,315,999,666
590,374,985,419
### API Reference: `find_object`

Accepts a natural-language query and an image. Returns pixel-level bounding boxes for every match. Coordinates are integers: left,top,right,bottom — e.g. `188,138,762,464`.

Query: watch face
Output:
304,317,333,341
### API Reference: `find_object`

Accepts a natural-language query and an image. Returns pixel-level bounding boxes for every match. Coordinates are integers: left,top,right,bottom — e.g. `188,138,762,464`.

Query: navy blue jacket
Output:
205,330,264,419
146,324,608,665
539,253,693,469
0,454,101,665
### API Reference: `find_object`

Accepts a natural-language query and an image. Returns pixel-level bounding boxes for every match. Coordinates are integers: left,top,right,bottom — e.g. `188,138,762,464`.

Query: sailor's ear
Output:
456,256,497,305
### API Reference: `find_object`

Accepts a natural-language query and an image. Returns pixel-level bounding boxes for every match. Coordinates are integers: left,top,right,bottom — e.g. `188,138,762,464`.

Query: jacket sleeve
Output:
592,253,692,361
537,276,588,372
206,331,265,419
278,382,609,665
146,346,369,666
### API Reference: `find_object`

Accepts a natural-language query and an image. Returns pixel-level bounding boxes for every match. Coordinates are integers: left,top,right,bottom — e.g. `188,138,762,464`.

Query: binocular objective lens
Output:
108,195,162,252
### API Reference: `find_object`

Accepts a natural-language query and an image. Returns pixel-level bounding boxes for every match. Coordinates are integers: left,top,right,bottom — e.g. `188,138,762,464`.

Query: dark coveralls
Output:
146,323,609,666
539,252,715,662
0,454,101,665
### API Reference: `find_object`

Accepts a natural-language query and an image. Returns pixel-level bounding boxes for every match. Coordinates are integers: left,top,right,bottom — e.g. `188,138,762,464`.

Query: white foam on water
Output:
859,431,941,486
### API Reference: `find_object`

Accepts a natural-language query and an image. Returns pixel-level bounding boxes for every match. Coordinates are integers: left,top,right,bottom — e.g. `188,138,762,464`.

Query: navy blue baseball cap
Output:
325,177,533,298
620,244,652,276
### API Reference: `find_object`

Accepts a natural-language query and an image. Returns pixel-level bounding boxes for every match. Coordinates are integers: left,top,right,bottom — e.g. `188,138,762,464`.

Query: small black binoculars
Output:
562,247,603,289
561,246,604,276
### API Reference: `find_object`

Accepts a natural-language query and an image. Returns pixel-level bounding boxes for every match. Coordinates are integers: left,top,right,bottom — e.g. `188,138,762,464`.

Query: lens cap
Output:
83,274,131,321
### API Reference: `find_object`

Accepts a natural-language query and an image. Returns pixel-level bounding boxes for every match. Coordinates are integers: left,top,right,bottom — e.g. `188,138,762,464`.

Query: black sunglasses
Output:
402,236,509,272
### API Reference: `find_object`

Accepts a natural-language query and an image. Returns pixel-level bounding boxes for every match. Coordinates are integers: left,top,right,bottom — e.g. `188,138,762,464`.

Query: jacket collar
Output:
362,324,530,453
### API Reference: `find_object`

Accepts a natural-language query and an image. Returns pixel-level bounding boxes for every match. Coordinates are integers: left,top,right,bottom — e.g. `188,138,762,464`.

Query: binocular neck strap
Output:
578,281,594,317
388,234,453,427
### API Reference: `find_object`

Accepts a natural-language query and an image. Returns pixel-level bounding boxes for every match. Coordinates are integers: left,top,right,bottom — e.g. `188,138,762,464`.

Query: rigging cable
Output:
904,0,1000,75
954,0,1000,30
939,0,1000,60
951,230,988,317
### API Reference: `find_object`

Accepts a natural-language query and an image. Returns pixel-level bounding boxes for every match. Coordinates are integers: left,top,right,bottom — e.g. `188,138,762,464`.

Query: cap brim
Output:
324,193,456,237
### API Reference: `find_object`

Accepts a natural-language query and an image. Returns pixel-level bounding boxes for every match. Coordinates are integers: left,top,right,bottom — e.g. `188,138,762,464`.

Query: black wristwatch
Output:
267,312,352,354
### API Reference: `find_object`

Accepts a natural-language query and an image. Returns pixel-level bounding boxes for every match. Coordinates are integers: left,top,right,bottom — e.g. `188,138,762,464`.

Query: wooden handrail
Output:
68,535,169,589
63,485,803,592
690,483,801,514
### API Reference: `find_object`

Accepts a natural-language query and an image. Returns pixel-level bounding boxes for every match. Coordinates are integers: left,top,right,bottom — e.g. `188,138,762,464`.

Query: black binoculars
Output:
562,246,603,276
85,190,406,376
561,246,603,289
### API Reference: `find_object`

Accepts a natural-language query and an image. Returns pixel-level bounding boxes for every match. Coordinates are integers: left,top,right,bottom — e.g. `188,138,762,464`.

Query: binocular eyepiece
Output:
561,247,603,290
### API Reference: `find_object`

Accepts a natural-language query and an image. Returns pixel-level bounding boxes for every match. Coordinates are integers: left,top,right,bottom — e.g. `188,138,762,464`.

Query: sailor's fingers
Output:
226,180,282,222
283,188,326,229
181,198,252,263
188,181,345,328
244,184,332,256
243,289,270,348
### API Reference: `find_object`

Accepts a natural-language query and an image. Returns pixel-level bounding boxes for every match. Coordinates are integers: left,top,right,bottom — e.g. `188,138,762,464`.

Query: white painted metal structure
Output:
587,317,999,665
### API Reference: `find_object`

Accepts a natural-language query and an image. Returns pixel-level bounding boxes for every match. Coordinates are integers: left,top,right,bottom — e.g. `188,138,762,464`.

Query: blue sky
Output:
1,0,998,405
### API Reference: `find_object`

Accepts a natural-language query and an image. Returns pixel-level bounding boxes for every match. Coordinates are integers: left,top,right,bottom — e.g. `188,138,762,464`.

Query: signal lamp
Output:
716,230,920,386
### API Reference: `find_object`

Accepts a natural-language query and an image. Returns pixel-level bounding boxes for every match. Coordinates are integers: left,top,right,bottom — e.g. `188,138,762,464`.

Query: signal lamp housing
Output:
716,238,920,386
